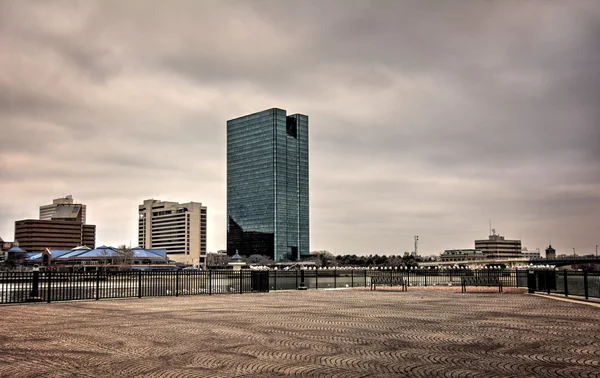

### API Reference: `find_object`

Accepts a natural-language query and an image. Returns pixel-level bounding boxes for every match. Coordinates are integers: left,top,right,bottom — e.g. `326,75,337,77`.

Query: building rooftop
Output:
442,249,483,256
26,246,168,261
51,205,82,220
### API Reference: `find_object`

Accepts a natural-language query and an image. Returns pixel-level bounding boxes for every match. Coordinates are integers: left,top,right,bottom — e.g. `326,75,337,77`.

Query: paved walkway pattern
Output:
0,290,598,377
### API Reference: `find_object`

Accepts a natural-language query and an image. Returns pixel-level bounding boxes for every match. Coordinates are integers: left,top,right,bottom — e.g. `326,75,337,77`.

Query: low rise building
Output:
14,219,96,252
475,230,522,259
2,246,28,266
0,237,19,252
440,249,485,262
521,248,542,260
26,245,168,269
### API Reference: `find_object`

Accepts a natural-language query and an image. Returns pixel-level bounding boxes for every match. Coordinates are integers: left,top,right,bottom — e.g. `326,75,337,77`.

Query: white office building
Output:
138,199,207,267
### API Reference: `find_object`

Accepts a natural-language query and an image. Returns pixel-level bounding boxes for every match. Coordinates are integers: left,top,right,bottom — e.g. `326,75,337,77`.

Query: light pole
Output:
573,248,576,258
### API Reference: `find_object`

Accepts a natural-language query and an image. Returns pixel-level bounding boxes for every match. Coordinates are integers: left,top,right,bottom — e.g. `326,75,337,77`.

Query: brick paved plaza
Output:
0,290,598,377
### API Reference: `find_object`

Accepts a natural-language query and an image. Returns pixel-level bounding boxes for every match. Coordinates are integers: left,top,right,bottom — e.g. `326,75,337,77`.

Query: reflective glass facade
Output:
227,108,309,262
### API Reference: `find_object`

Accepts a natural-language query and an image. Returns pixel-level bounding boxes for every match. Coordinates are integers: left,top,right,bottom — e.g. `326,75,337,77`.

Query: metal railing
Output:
527,269,600,300
268,269,527,291
3,268,596,305
0,270,269,304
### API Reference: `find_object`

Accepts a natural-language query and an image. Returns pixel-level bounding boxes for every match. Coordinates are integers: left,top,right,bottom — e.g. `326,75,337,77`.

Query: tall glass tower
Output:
227,108,309,262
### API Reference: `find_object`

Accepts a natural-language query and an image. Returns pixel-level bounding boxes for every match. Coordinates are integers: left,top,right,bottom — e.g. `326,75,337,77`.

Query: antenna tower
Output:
414,235,419,256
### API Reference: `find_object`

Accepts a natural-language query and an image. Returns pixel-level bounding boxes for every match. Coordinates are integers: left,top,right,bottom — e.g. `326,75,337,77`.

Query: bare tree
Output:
99,248,110,268
206,252,229,268
309,250,336,267
115,245,134,270
245,254,274,266
3,249,27,270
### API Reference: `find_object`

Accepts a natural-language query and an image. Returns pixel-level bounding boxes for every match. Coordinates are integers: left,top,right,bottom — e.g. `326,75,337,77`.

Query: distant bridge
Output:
420,258,529,269
420,256,600,269
528,256,600,267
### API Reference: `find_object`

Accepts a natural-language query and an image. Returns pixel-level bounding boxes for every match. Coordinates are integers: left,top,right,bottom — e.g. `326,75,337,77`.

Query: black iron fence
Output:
527,269,600,300
269,268,528,291
270,268,600,299
0,270,269,304
2,268,597,305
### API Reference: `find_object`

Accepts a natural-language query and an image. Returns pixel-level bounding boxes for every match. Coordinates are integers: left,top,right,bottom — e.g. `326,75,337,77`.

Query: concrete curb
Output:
532,293,600,308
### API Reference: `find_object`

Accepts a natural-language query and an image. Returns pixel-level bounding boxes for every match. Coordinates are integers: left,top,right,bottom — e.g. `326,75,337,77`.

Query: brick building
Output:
14,219,95,252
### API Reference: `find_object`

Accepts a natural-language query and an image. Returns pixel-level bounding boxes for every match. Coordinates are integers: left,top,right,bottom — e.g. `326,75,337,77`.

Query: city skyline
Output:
1,1,599,256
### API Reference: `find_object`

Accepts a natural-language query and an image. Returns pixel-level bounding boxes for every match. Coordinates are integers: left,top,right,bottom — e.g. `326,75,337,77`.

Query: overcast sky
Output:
1,0,599,256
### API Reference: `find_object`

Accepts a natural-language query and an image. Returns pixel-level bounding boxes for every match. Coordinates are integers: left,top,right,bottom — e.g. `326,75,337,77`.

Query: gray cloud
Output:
1,0,599,256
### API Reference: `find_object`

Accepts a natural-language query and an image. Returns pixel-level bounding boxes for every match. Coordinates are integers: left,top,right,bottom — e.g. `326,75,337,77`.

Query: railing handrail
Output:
1,269,598,305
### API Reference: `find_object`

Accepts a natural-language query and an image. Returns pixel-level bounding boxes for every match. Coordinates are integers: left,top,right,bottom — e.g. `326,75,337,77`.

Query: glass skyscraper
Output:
227,108,309,262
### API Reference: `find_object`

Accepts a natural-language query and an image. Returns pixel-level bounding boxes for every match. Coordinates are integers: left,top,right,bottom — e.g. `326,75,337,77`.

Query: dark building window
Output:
286,116,297,138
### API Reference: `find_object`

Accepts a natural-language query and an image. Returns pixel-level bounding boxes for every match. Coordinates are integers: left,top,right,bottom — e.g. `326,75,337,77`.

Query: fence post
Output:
424,270,427,287
515,269,519,288
46,270,52,303
298,269,307,290
315,268,318,289
563,269,568,297
390,269,393,287
96,269,100,300
527,271,535,293
583,270,589,300
138,270,142,298
546,270,551,295
176,270,180,297
30,271,40,298
364,270,367,287
240,270,243,294
334,269,337,288
274,270,277,291
351,269,354,288
296,269,299,288
209,270,212,295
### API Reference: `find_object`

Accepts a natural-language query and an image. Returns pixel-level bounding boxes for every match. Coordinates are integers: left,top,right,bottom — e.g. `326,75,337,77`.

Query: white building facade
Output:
138,199,207,267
